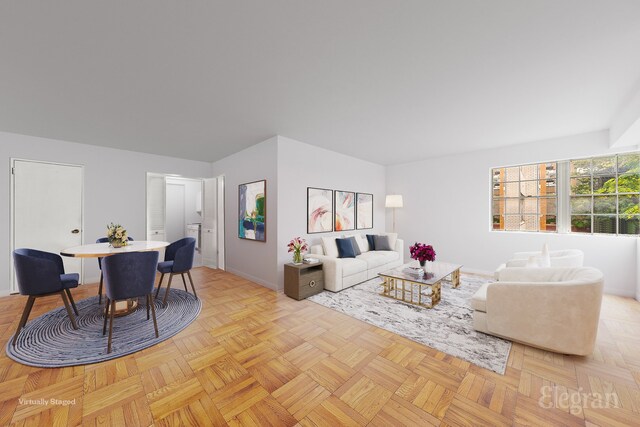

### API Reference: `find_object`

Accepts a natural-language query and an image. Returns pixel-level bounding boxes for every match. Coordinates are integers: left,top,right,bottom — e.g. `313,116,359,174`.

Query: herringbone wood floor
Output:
1,267,639,426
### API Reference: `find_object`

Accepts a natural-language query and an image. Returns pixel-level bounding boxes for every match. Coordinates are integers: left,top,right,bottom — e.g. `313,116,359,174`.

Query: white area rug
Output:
308,274,511,374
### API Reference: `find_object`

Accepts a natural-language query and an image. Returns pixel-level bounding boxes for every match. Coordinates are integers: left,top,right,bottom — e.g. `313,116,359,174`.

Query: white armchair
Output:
472,267,604,355
495,249,584,280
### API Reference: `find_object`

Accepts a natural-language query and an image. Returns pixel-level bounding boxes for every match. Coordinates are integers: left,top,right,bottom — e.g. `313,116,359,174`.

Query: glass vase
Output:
293,251,303,264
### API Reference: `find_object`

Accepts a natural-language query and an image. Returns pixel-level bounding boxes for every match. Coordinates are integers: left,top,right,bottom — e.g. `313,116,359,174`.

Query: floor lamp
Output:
385,195,403,232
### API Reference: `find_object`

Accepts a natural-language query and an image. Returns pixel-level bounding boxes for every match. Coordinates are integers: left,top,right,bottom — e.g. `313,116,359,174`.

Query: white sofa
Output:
495,249,584,280
310,233,404,292
472,266,604,355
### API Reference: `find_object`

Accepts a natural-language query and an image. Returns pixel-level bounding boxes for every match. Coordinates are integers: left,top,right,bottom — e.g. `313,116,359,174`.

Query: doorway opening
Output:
146,173,225,270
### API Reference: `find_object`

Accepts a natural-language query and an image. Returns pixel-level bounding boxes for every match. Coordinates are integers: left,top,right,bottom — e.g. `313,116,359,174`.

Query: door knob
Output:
71,229,80,234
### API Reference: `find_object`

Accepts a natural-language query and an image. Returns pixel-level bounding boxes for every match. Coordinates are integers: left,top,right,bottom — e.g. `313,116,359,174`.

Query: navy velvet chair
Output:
12,248,79,346
155,237,197,304
96,236,134,304
102,251,159,354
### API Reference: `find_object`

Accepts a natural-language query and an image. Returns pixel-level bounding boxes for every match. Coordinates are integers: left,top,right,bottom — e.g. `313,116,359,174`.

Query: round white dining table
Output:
61,240,170,258
61,240,170,315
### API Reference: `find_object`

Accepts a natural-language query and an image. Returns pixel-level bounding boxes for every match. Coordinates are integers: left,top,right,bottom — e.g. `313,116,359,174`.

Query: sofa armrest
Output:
485,279,603,355
513,250,541,259
310,244,324,255
394,238,404,260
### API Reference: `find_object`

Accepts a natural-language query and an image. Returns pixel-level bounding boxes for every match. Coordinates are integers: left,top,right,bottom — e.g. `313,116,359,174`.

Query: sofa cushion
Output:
366,234,376,250
348,236,362,256
336,238,357,258
374,235,392,251
321,236,339,258
471,282,490,312
382,233,398,250
354,234,369,253
357,251,398,269
341,258,368,277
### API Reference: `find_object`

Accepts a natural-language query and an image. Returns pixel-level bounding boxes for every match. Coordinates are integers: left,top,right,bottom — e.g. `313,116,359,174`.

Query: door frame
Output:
10,158,85,293
145,172,225,270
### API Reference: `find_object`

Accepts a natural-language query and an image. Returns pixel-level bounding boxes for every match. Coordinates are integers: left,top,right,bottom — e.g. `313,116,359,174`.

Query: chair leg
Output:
155,273,165,299
65,288,79,316
162,274,174,305
187,271,198,299
12,296,36,346
98,272,103,304
149,293,159,338
60,291,78,330
181,273,188,292
107,300,116,354
146,295,150,320
103,297,110,335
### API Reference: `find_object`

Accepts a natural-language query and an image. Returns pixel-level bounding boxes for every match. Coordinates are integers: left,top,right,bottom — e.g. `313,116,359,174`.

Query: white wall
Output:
0,131,212,295
211,137,279,289
277,136,387,290
387,130,638,297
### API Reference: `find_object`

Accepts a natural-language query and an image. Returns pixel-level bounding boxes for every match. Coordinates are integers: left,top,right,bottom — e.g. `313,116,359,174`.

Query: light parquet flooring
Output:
1,267,640,426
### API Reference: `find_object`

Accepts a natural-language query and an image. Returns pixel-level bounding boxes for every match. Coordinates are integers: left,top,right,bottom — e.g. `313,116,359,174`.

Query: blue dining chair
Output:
96,236,134,304
102,251,159,354
155,237,197,304
12,248,79,346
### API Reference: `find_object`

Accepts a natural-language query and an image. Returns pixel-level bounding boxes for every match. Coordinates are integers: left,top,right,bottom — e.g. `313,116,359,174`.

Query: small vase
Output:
419,260,426,268
111,241,123,248
293,251,303,264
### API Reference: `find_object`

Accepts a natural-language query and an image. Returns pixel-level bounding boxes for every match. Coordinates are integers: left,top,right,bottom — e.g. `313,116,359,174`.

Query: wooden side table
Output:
284,262,324,300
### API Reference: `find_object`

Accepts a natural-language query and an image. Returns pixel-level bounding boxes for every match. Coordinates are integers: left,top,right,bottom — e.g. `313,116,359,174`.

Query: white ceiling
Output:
1,1,640,165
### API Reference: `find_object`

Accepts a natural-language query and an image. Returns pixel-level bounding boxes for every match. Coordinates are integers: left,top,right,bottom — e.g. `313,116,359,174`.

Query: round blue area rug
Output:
6,289,201,367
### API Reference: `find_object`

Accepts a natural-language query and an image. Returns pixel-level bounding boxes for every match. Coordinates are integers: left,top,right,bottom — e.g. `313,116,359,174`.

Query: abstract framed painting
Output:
238,179,266,242
356,193,373,229
307,187,334,233
334,190,355,231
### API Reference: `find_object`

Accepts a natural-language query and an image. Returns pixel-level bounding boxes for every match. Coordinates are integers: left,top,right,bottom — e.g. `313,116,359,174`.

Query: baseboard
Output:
226,267,278,291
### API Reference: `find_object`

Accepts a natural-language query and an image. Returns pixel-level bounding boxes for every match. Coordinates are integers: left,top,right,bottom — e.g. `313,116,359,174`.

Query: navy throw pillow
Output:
374,235,392,251
366,234,376,251
348,236,362,256
336,238,356,258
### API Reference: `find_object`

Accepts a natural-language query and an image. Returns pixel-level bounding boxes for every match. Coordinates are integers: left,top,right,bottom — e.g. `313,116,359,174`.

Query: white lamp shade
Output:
385,194,403,208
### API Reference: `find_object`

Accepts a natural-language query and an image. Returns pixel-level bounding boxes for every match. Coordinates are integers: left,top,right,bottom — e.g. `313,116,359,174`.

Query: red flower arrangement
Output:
409,242,436,263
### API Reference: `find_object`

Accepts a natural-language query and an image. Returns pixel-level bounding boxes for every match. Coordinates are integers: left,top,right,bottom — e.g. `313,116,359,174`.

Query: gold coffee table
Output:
379,261,462,309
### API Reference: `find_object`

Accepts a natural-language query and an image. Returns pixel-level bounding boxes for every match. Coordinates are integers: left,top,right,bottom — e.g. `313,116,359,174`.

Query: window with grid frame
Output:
570,153,640,235
492,162,558,232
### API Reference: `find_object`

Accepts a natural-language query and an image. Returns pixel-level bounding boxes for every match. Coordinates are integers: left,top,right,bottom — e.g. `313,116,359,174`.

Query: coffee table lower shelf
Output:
380,276,442,309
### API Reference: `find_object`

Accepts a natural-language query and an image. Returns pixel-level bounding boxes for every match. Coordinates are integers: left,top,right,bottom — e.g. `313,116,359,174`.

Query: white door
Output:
165,183,185,243
202,177,218,268
12,159,83,292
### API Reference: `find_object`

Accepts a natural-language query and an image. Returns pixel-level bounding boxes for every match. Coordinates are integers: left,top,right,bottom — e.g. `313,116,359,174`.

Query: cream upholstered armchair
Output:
495,249,584,280
472,267,603,356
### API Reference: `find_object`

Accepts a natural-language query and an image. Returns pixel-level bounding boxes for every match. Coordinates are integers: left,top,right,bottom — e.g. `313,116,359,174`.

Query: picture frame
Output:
238,179,266,242
334,190,355,231
307,187,334,233
356,193,373,229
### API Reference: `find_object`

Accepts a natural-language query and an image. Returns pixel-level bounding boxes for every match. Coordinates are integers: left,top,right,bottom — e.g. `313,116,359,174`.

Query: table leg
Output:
451,268,461,288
